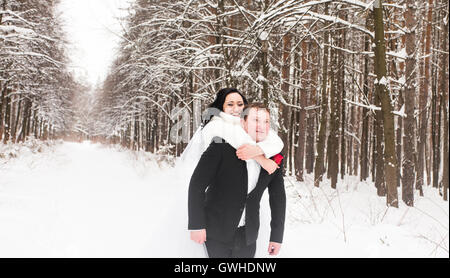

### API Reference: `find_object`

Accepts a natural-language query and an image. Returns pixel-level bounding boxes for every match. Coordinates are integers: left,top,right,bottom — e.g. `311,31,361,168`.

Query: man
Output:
188,103,286,258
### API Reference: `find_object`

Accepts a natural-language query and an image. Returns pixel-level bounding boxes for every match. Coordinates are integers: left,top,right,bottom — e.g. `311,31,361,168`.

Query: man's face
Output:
242,108,270,142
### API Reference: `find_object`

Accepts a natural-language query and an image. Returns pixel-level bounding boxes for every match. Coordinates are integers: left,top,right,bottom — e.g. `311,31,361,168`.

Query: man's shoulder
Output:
210,136,227,143
207,136,236,153
205,136,226,148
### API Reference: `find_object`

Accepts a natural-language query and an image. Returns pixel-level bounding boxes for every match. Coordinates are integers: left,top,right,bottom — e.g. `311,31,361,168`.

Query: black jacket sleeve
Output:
187,138,223,230
268,162,286,243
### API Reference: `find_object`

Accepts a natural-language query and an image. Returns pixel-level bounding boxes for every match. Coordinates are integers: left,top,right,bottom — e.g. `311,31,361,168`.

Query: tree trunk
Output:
352,95,359,176
314,3,330,187
2,88,11,144
0,83,6,141
20,99,31,142
12,97,22,143
402,0,417,206
431,59,439,190
373,0,398,207
25,101,32,140
306,42,317,174
360,32,370,181
374,79,386,196
339,49,346,180
396,91,403,190
328,42,339,189
279,33,291,174
371,117,376,183
339,12,347,180
10,95,17,143
417,0,434,195
440,13,449,201
295,41,308,182
32,107,38,139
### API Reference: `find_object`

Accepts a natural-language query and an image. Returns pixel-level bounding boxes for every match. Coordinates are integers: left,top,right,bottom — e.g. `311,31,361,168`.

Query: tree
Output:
314,3,330,187
373,0,398,207
402,0,417,206
1,0,77,143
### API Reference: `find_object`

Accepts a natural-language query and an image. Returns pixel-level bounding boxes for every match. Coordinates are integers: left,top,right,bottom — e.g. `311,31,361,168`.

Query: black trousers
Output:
205,227,256,258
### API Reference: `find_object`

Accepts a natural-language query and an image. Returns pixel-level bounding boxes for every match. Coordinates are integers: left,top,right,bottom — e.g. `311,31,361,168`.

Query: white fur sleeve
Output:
257,129,284,158
201,119,254,151
201,121,223,152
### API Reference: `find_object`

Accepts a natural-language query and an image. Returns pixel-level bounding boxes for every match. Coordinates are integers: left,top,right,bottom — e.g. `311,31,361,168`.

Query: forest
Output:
1,0,449,208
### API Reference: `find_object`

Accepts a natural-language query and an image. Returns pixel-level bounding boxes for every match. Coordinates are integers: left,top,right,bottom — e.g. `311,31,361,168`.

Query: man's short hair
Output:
240,102,270,121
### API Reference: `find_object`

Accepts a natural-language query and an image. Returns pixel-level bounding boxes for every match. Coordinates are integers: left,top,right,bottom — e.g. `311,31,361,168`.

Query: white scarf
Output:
202,112,256,152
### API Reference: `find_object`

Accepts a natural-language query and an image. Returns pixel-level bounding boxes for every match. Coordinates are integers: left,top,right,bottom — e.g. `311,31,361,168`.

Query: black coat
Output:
188,137,286,246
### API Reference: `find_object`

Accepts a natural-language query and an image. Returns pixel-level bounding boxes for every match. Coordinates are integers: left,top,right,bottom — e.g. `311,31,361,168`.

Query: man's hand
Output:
236,144,263,160
190,229,207,244
268,242,281,256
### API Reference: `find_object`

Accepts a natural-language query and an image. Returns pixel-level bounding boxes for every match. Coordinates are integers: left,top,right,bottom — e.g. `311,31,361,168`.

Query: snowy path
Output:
0,141,191,257
0,141,448,258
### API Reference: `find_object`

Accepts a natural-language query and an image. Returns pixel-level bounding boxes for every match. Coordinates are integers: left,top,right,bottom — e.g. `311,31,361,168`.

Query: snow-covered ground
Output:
0,140,448,258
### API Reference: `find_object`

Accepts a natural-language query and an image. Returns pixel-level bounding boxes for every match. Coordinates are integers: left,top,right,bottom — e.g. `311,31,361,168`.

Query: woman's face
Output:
223,92,245,117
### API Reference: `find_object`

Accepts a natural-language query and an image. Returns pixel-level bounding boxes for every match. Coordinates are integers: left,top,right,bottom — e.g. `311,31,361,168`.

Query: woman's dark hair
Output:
201,88,248,127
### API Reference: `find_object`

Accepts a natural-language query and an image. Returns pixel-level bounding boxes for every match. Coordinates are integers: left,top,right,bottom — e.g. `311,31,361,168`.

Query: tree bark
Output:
279,33,291,174
339,11,347,180
339,38,346,180
374,77,386,196
2,88,11,144
417,0,434,194
360,34,370,181
373,0,398,207
306,42,317,174
328,39,339,189
402,0,417,206
396,91,403,190
12,97,22,143
295,41,308,182
0,82,7,141
440,12,449,201
314,3,330,187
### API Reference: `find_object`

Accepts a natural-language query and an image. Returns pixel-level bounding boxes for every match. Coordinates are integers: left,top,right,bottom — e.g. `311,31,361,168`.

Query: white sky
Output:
57,0,132,88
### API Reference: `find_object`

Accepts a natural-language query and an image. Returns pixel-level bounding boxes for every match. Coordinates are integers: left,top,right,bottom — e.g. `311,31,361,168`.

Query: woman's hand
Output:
260,157,279,174
236,144,264,160
190,229,207,244
237,145,279,174
252,155,279,174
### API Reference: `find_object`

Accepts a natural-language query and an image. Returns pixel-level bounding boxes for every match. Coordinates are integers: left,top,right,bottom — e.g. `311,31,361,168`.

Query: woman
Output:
179,88,283,174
